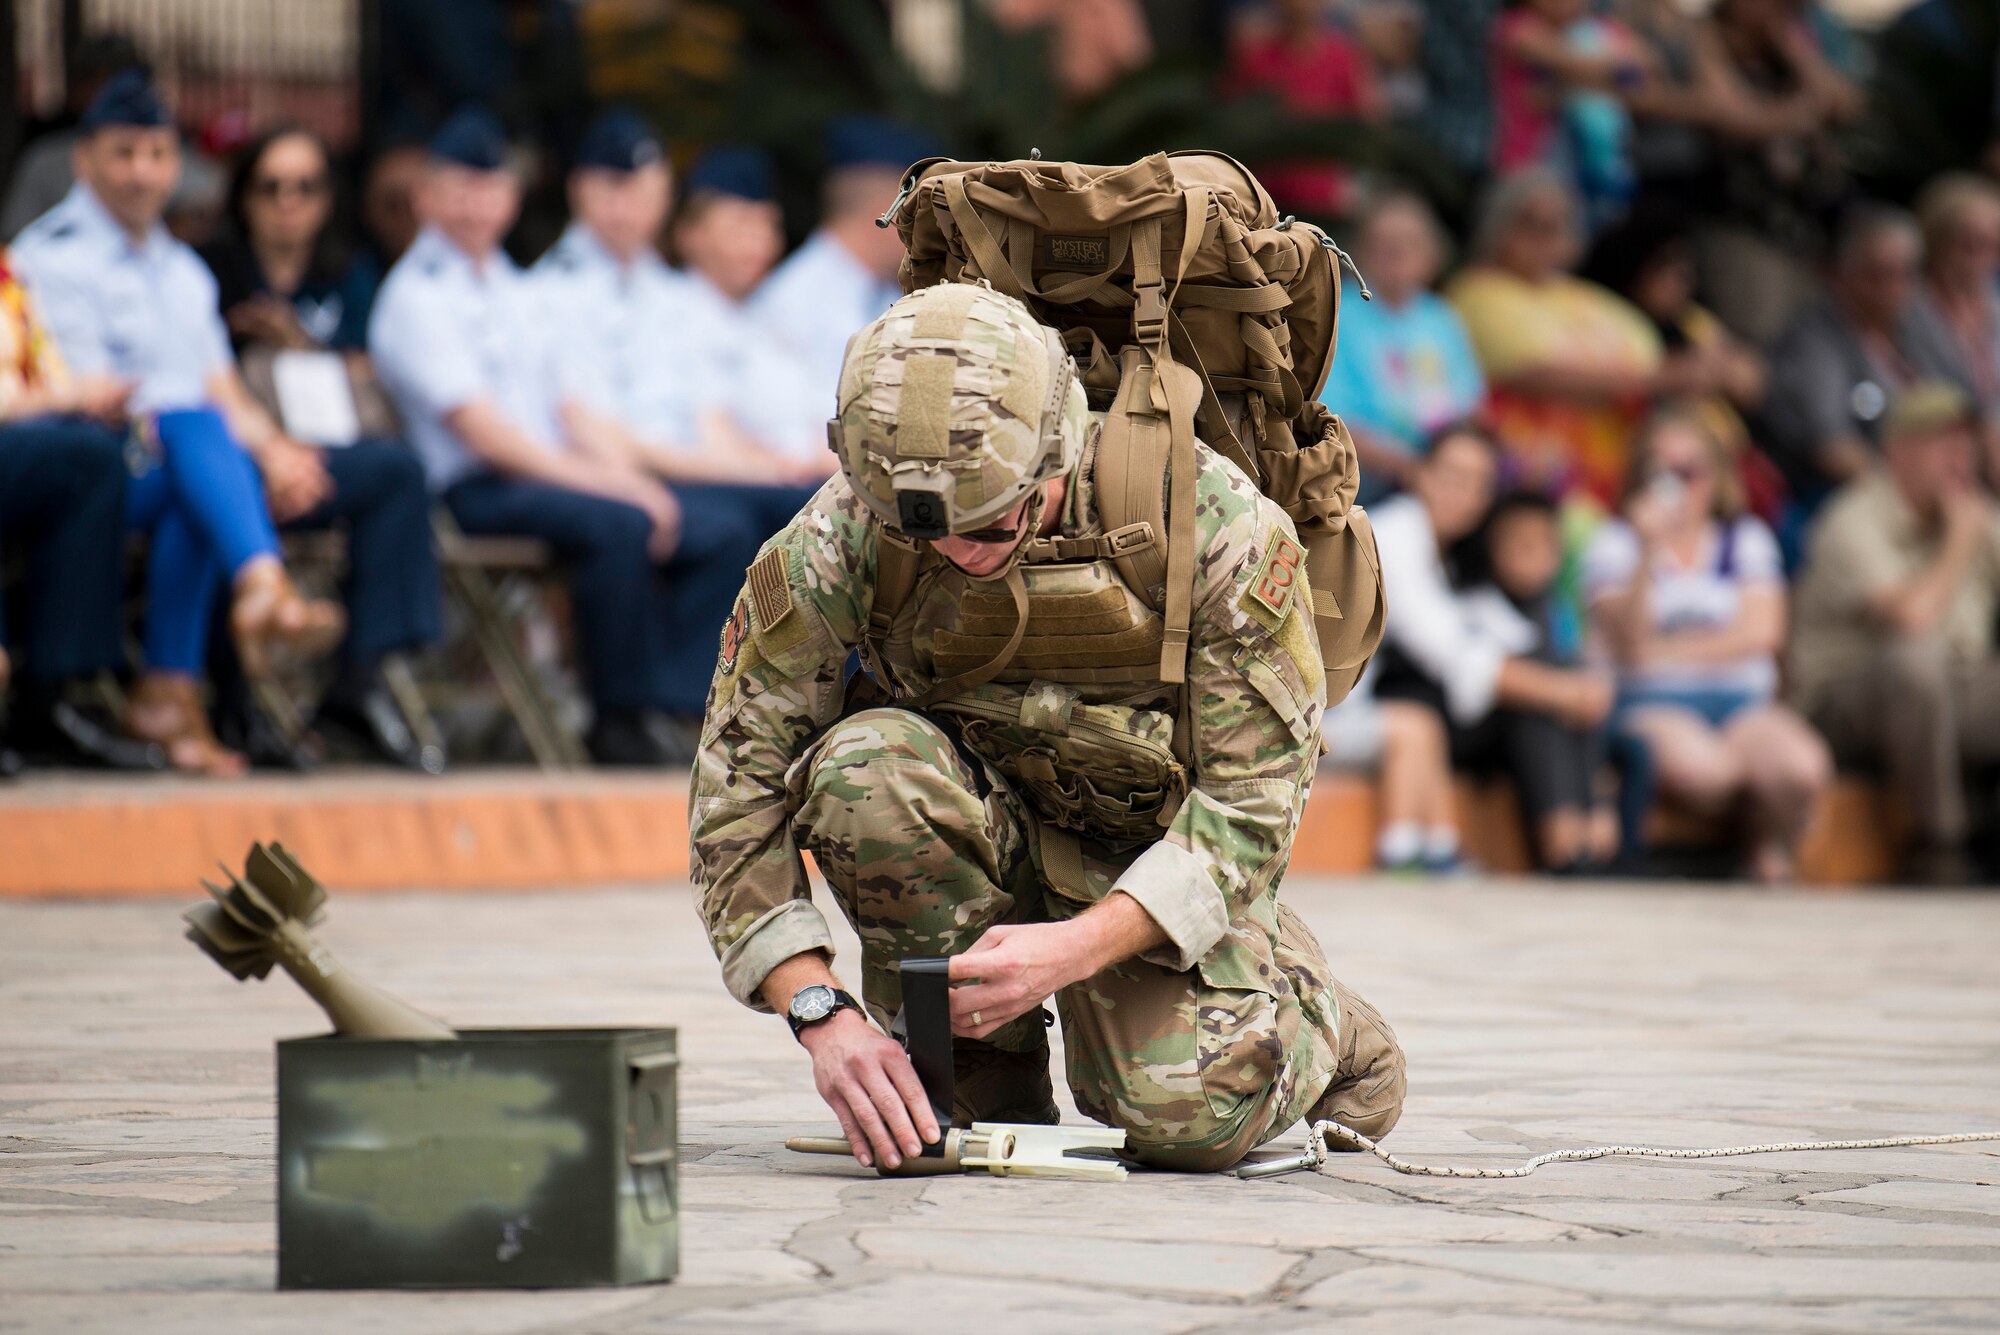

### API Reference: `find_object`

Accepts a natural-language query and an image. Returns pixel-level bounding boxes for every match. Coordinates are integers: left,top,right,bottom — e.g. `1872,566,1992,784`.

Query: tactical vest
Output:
858,435,1195,845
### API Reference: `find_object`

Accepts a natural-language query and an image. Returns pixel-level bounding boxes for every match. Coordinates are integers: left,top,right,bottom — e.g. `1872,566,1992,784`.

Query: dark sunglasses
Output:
253,175,327,201
954,520,1027,545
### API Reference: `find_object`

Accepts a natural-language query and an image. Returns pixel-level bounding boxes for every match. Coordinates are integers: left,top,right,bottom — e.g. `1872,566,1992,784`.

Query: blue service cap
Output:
575,108,664,173
80,68,170,132
824,115,936,172
429,105,509,172
683,145,774,202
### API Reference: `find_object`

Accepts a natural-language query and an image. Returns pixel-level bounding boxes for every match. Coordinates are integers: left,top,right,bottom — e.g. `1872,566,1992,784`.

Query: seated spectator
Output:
0,36,145,241
1223,0,1386,222
357,142,428,277
751,118,921,409
1466,489,1622,870
11,72,356,776
990,0,1152,102
1763,204,1969,507
1695,0,1864,344
666,146,830,467
370,106,762,765
1489,0,1648,228
1911,174,2000,427
1586,410,1829,882
1585,201,1780,517
1447,169,1663,506
1617,0,1714,198
1341,0,1426,121
1416,0,1504,179
1319,189,1485,502
1789,383,2000,885
0,251,164,774
195,123,446,770
1370,423,1615,872
203,126,381,354
1863,0,2000,200
533,111,820,693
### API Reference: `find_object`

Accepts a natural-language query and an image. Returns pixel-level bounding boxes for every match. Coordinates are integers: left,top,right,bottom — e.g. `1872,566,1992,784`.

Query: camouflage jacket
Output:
689,438,1329,1009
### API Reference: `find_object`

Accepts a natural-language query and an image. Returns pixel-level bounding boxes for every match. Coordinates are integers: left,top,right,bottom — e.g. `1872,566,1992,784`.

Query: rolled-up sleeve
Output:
690,479,872,1009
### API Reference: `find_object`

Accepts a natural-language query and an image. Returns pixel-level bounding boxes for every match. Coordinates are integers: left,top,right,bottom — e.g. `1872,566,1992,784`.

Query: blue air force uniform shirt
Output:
529,222,704,448
676,269,825,463
10,183,234,413
369,226,565,492
749,230,901,417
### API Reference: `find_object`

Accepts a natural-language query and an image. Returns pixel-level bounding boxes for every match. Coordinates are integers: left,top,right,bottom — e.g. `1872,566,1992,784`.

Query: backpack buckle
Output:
1104,522,1156,555
1133,283,1167,345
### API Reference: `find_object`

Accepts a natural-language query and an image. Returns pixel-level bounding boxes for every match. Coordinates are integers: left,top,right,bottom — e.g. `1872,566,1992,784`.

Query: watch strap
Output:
787,986,862,1039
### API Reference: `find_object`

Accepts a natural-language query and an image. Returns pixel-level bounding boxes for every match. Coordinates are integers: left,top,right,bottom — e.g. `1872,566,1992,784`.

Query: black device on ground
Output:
898,956,954,1142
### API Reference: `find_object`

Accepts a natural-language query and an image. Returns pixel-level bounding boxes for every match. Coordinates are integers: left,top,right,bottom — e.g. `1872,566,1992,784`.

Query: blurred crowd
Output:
3,0,2000,884
0,58,919,776
1290,0,2000,885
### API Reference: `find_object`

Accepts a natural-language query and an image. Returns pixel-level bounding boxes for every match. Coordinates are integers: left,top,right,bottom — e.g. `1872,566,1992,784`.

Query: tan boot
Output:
230,558,345,680
126,674,248,777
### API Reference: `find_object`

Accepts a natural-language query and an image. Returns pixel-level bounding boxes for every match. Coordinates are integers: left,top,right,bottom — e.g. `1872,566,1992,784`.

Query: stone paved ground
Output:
3,876,1998,1333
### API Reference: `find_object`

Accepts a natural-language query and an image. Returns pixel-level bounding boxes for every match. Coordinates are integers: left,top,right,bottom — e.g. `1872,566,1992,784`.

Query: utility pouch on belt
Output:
926,680,1187,841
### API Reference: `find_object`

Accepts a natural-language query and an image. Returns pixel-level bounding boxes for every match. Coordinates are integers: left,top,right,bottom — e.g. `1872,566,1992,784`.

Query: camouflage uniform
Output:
691,287,1403,1171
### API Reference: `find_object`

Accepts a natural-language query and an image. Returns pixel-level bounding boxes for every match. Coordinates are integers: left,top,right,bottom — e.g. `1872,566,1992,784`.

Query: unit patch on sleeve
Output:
1244,532,1304,623
718,598,751,675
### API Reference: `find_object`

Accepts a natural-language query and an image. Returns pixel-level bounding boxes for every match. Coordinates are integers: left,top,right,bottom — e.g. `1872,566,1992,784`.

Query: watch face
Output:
792,985,836,1023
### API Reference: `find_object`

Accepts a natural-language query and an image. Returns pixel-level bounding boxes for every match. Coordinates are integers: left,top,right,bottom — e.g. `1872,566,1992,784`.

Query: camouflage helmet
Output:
831,282,1087,540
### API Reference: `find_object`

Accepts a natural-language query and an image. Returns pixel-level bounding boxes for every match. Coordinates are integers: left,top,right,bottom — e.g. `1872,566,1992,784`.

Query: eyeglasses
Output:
953,521,1027,545
253,175,327,201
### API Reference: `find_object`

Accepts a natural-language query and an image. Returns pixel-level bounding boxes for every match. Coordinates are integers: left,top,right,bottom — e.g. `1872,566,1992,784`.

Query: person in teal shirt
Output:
1320,190,1487,504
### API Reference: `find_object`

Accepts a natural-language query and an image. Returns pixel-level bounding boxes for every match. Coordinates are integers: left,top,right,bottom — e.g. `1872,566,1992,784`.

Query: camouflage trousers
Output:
788,707,1406,1172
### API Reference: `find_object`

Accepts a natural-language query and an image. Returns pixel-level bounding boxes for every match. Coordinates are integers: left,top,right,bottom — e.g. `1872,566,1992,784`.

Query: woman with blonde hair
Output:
1583,409,1830,881
1911,172,2000,422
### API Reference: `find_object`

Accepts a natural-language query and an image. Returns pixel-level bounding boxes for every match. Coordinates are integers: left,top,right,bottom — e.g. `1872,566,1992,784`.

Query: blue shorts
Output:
1615,685,1762,731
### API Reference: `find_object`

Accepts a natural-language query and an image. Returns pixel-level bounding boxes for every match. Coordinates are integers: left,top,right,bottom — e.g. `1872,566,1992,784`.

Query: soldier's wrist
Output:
796,1005,871,1053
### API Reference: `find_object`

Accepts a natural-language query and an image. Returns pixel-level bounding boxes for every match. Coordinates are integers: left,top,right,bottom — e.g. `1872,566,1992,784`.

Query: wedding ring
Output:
972,1010,982,1026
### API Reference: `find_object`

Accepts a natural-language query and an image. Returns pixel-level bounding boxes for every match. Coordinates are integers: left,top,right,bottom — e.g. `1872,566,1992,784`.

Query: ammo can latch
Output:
627,1048,679,1224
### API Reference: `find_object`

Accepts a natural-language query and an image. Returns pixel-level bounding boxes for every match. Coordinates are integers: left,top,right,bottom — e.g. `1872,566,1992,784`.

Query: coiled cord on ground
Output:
1235,1121,2000,1180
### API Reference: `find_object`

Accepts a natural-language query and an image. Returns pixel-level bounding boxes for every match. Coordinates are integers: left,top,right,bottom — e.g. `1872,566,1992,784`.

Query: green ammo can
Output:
276,1027,678,1288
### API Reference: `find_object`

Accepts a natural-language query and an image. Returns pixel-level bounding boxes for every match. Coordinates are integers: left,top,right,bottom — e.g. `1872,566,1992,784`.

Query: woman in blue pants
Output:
123,406,345,773
0,252,342,773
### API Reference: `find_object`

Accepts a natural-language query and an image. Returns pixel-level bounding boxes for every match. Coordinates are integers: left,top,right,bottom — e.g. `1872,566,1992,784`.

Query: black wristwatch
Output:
786,984,862,1040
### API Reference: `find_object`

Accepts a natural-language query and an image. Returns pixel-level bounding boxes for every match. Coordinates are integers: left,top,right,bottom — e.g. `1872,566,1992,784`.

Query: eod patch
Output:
1245,532,1303,622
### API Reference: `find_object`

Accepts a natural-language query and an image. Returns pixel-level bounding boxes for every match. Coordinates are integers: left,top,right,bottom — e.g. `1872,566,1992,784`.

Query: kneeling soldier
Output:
690,283,1404,1171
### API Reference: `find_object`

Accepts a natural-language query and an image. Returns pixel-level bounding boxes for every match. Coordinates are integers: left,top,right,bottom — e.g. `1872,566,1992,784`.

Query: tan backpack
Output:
876,149,1385,705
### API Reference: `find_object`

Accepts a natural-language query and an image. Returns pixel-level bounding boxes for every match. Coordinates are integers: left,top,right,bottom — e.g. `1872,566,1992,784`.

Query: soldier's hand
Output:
798,1009,938,1169
948,922,1089,1041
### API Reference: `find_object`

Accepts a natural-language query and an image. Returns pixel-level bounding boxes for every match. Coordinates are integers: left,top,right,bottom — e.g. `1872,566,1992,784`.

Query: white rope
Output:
1235,1120,2000,1180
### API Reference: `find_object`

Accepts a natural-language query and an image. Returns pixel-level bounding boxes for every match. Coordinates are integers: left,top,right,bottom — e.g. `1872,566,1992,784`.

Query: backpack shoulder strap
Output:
1096,347,1171,609
1094,346,1203,686
860,529,924,688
